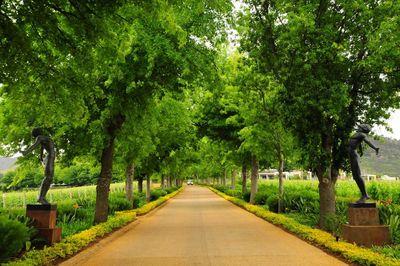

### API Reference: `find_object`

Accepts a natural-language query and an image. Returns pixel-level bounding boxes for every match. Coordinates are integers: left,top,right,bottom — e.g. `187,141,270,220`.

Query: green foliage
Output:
108,192,132,214
237,0,400,227
0,216,31,262
324,213,347,237
372,245,400,260
242,191,251,202
379,204,400,244
1,184,182,263
57,163,99,186
0,159,101,191
213,180,400,259
266,195,279,213
57,200,92,223
1,167,42,190
1,0,232,223
0,208,25,221
58,219,93,239
210,186,400,266
219,180,400,244
368,182,400,204
285,213,319,228
150,189,168,201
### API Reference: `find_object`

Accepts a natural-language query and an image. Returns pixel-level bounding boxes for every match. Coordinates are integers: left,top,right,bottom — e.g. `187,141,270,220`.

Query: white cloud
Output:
374,109,400,140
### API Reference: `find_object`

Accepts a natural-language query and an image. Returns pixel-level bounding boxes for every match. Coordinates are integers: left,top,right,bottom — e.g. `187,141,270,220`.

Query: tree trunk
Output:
318,176,336,228
317,133,338,229
277,143,284,213
138,176,143,193
94,140,114,223
125,162,134,205
241,164,247,194
249,155,259,204
222,169,227,186
94,114,124,224
231,169,236,189
146,175,151,203
161,175,165,189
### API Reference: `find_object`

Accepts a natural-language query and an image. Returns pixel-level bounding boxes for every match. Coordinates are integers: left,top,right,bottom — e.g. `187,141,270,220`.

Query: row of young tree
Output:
1,0,399,228
0,0,232,223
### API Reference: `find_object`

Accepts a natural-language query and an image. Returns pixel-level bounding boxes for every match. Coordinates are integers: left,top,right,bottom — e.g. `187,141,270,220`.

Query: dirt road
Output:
61,186,347,266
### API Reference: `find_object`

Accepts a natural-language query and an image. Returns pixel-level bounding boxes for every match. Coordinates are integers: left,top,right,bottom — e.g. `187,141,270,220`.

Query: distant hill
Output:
361,137,400,177
0,157,17,174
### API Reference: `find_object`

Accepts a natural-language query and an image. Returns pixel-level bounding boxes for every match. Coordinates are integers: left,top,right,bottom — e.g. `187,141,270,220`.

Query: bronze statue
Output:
22,128,55,204
348,124,379,203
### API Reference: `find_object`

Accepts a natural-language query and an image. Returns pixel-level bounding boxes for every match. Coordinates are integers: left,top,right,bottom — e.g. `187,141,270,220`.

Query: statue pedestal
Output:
26,204,62,245
342,202,390,247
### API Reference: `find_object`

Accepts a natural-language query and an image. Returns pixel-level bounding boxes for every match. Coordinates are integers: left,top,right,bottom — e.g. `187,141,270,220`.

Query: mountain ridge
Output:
361,136,400,177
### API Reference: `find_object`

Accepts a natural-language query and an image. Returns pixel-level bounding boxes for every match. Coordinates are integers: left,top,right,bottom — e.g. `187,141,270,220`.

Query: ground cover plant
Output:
0,182,180,263
3,186,183,266
211,179,400,260
209,186,400,266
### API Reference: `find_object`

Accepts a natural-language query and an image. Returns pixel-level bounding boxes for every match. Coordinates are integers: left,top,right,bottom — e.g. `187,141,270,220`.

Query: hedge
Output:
5,186,183,266
209,187,400,266
135,186,183,216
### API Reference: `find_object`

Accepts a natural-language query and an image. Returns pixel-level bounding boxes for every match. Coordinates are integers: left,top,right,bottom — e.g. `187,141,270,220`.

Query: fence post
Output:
23,191,26,208
2,193,5,208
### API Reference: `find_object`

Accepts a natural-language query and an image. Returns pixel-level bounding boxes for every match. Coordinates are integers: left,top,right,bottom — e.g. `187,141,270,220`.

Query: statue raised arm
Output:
348,124,379,203
22,128,56,204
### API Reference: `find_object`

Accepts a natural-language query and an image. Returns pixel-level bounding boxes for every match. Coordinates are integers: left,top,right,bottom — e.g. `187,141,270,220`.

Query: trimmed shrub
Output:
164,187,178,194
266,195,279,213
57,199,91,222
254,191,269,205
242,191,251,202
150,189,167,201
0,216,31,262
109,194,132,214
209,187,400,266
4,186,184,265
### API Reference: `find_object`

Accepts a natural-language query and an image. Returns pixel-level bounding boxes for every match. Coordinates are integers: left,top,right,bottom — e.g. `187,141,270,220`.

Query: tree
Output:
114,101,158,204
1,1,233,223
194,50,250,192
239,0,400,227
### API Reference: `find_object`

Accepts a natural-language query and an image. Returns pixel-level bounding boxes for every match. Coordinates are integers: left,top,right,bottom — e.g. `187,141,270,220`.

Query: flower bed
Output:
4,186,183,266
209,187,400,266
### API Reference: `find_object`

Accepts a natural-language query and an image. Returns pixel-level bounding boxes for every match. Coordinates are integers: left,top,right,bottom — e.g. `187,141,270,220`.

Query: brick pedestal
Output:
26,204,62,245
342,202,390,247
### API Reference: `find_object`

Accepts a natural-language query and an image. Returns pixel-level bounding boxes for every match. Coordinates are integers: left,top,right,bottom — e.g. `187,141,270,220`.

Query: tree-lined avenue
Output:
61,186,347,266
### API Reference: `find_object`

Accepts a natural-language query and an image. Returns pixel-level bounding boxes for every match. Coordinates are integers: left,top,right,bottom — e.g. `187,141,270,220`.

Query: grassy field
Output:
0,182,162,208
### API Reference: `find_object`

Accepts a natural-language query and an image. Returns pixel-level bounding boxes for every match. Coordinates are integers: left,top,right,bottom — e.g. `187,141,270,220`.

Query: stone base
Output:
26,204,61,245
348,207,379,225
26,204,57,228
349,202,376,208
342,224,390,247
37,227,62,244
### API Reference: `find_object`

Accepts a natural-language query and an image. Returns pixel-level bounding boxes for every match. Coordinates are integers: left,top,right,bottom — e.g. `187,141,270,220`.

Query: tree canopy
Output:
0,0,398,227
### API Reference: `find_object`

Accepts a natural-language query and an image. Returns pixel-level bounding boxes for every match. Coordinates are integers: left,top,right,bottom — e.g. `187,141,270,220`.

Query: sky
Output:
374,109,400,140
